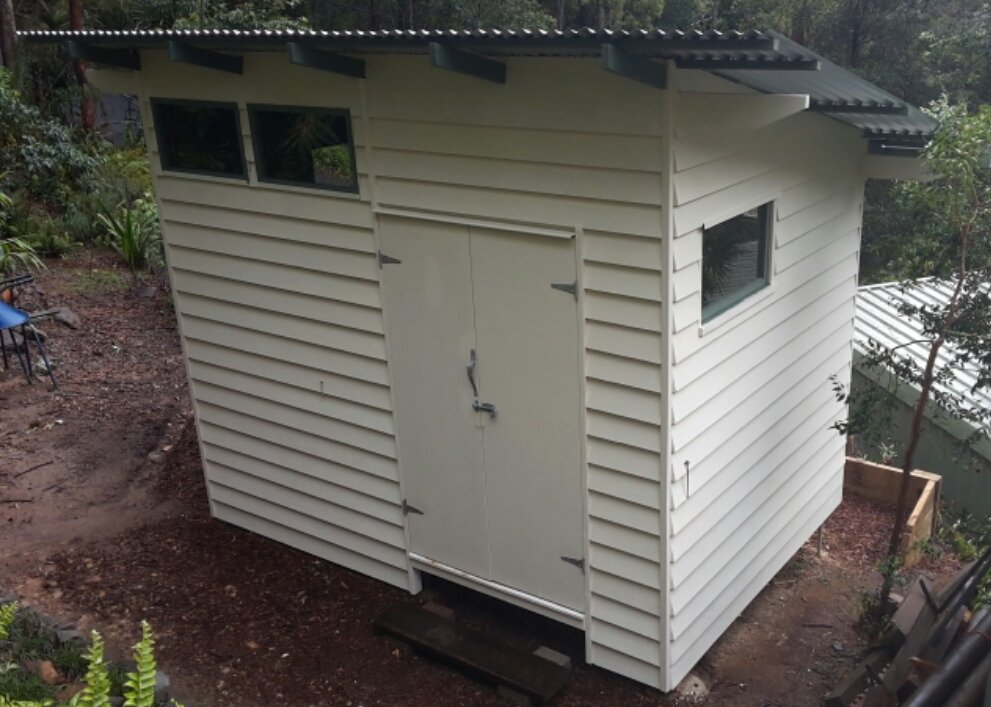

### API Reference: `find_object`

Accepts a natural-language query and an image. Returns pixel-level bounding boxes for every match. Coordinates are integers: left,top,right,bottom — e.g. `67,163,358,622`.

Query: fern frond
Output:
0,602,17,641
0,696,54,707
71,630,112,707
123,621,157,707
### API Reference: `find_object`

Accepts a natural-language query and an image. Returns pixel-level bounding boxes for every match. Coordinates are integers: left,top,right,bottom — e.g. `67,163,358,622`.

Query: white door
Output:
469,228,584,609
378,217,489,579
380,218,584,610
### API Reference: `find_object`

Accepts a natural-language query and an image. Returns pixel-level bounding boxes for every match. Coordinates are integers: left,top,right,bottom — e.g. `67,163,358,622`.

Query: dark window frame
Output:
247,103,359,194
150,98,247,180
701,202,773,323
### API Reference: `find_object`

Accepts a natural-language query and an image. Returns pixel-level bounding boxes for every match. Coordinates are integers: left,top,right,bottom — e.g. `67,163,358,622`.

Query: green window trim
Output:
247,103,359,194
701,202,773,323
150,98,248,180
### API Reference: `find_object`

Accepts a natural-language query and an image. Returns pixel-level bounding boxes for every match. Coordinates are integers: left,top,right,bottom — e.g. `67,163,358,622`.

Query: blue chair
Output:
0,301,58,388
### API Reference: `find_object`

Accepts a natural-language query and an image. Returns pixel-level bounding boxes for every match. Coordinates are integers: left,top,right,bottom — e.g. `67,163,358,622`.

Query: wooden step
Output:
373,604,571,704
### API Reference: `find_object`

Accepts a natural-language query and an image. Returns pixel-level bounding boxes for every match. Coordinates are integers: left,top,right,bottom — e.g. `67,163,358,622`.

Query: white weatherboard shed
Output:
26,27,936,691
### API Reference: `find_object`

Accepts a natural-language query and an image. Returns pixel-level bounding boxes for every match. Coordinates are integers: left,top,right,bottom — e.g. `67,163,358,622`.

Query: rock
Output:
832,641,844,652
155,671,171,701
24,659,62,685
533,646,572,670
137,284,158,299
675,672,710,698
57,628,86,645
54,307,81,330
147,451,166,464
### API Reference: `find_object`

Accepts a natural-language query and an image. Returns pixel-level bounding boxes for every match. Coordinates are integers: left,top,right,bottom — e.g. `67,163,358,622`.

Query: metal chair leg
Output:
3,326,31,382
19,324,33,384
27,323,58,389
1,328,7,370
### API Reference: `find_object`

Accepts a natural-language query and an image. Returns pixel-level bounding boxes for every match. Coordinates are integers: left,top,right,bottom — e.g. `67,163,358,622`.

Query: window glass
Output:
249,106,357,192
701,203,772,322
152,100,245,178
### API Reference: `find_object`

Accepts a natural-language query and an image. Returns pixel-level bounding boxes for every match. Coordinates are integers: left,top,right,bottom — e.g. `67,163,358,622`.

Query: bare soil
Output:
0,252,940,706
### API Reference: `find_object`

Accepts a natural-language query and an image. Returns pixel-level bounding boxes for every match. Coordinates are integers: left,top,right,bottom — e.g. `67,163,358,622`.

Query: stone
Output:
137,284,158,299
422,601,455,621
57,628,86,645
54,307,81,329
154,671,171,701
147,451,166,464
24,659,62,685
532,646,572,670
675,672,710,698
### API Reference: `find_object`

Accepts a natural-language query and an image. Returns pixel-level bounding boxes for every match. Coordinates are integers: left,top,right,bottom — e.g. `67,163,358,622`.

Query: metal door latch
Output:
473,400,497,418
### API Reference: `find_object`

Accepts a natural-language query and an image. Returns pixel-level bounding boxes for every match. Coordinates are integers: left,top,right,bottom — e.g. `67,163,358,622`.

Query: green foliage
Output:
97,195,162,276
173,0,309,29
0,238,43,276
68,633,111,707
0,70,102,208
122,622,156,707
0,604,16,643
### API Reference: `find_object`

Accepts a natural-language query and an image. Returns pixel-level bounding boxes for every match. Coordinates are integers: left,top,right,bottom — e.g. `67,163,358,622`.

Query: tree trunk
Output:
557,0,566,30
0,0,16,70
69,0,96,131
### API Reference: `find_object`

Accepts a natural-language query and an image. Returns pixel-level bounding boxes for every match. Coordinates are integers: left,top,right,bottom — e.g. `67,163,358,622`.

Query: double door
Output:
379,217,584,611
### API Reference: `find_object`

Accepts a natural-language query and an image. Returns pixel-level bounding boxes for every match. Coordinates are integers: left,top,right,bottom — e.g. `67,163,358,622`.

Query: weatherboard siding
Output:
136,52,668,686
361,56,669,688
666,94,864,685
137,52,411,591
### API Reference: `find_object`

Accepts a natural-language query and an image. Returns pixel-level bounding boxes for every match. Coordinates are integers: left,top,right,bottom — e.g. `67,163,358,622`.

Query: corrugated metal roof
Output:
854,279,991,420
19,27,936,140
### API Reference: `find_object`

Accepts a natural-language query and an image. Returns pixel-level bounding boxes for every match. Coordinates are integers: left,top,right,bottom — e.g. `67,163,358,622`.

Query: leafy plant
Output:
0,604,16,643
122,622,156,707
0,238,43,276
97,195,161,277
68,633,111,707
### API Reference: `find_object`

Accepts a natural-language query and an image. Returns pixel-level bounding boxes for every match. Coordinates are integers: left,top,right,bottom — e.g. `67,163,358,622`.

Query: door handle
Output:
473,400,497,418
466,349,479,398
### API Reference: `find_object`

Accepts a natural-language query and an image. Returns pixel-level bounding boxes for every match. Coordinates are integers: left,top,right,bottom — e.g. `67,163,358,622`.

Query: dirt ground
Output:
0,253,950,706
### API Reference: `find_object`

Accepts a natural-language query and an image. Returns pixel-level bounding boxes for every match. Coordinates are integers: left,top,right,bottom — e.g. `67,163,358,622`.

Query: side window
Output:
151,100,246,178
701,202,773,322
248,105,357,193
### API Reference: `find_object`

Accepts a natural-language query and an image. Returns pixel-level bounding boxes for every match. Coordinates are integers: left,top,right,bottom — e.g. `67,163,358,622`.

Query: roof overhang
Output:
19,27,937,150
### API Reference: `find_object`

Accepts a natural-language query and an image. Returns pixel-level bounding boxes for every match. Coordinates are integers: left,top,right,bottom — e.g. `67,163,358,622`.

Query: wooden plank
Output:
823,647,893,707
428,43,505,84
373,605,570,703
168,41,243,74
287,42,365,78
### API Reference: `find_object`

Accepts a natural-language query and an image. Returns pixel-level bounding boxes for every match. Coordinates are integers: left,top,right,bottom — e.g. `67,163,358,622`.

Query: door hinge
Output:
551,281,578,300
561,556,585,574
401,499,424,516
378,250,402,267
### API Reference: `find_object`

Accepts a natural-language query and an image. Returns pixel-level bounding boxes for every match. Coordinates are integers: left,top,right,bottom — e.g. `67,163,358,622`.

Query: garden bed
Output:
843,458,942,568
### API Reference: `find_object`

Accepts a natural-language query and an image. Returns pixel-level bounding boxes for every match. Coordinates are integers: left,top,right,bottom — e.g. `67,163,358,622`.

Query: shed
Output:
24,27,936,691
853,279,991,517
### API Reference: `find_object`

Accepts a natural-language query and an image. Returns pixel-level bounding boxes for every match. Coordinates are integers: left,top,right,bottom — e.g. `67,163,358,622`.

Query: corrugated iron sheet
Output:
854,279,991,418
18,27,937,139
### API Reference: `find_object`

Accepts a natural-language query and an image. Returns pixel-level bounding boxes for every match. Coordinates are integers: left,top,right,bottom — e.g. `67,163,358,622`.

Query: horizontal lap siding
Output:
138,54,410,589
362,57,670,687
666,103,864,686
583,228,666,687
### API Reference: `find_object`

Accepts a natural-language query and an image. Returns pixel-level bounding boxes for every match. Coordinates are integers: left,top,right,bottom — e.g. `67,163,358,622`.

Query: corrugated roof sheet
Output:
854,279,991,420
19,27,936,139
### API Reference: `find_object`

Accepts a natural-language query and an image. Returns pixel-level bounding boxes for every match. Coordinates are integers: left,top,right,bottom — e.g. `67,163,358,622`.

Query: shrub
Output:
97,195,162,276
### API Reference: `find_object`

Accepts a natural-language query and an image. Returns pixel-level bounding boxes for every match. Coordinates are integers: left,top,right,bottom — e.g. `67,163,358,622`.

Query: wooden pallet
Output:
374,604,571,704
